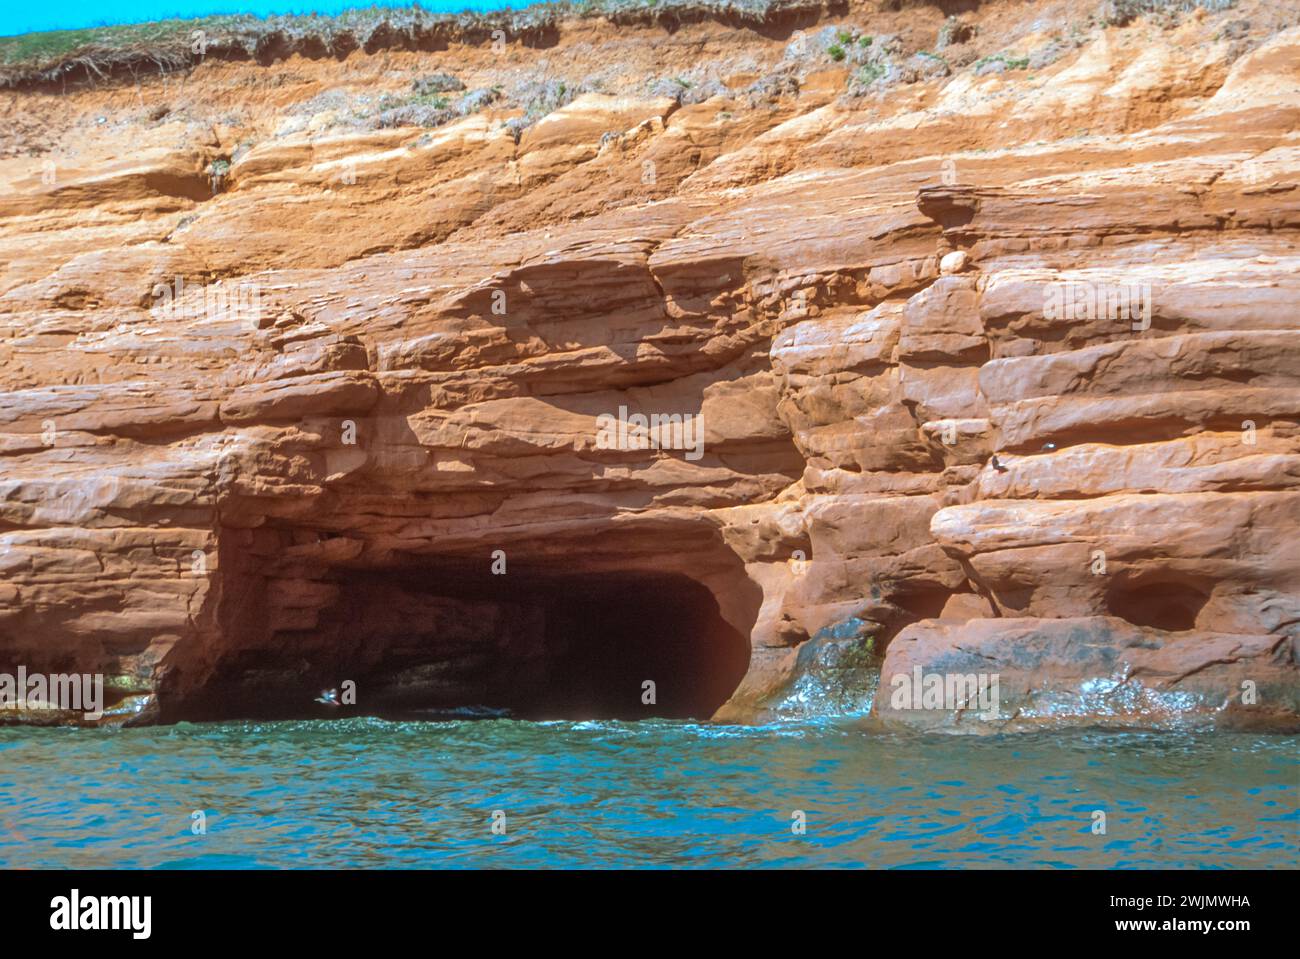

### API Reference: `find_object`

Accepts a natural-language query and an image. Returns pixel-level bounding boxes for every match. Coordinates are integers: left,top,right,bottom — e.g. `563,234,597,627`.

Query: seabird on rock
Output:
990,455,1009,473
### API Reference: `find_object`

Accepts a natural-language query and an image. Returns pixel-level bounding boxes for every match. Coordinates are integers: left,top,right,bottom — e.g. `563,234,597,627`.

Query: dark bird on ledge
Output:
990,455,1009,473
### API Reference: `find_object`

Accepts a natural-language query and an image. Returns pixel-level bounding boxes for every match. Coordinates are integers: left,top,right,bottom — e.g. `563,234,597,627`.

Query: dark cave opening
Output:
527,572,751,720
181,562,751,723
1106,580,1210,633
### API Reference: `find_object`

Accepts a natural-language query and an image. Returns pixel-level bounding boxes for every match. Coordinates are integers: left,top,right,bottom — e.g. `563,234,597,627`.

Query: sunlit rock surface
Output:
0,0,1297,728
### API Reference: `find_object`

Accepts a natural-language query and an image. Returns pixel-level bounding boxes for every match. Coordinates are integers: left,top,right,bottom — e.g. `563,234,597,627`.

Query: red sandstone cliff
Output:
0,0,1297,729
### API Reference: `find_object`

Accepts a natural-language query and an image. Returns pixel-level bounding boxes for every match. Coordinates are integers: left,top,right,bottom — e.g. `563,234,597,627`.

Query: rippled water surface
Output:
0,719,1294,868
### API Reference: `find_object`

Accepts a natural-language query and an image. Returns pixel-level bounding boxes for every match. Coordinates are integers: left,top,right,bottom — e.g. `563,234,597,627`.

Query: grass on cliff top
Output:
1,19,225,66
0,0,801,79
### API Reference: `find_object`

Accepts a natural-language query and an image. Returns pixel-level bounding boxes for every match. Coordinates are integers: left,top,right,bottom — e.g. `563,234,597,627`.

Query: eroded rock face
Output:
1,2,1297,729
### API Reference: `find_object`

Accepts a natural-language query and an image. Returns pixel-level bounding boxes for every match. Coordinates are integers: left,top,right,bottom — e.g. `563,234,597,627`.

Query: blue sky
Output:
1,2,512,38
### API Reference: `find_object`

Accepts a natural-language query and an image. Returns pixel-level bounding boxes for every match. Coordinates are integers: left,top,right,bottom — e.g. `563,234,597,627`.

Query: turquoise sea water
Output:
0,718,1295,868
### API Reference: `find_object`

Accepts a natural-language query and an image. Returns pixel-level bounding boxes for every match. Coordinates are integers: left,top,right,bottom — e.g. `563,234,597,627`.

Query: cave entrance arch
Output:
351,564,752,721
184,554,753,723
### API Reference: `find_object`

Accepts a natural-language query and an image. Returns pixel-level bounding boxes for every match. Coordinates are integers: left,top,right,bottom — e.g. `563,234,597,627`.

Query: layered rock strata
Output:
1,0,1297,729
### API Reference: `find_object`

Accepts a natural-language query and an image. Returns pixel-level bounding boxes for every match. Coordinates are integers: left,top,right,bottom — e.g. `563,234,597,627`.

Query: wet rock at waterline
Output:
875,617,1300,734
